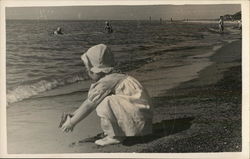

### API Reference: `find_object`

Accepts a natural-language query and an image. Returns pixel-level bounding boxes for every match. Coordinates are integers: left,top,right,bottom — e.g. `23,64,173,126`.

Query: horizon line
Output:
6,18,221,21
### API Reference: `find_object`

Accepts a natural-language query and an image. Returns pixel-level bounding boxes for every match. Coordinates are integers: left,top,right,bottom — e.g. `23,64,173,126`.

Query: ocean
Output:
6,20,242,153
6,20,241,104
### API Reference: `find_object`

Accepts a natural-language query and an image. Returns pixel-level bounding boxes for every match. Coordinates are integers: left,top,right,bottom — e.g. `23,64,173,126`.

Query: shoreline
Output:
6,22,241,106
184,20,241,24
87,39,242,152
140,40,241,152
7,39,241,153
145,40,242,152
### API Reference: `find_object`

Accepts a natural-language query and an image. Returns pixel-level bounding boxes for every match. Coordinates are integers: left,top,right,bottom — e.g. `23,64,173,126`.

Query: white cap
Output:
81,44,115,73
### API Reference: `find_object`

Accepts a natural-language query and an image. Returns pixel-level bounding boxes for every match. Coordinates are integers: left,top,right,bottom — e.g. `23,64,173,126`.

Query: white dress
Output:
87,73,153,136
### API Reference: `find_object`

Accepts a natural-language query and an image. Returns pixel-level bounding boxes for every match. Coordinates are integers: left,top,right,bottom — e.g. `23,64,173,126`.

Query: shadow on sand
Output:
71,117,194,147
123,117,194,146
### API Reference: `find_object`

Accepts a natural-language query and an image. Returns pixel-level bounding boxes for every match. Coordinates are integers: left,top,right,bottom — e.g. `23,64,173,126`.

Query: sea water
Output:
6,20,241,104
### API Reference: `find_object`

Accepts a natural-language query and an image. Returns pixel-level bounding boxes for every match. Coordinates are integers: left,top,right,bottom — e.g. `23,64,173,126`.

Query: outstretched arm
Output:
61,99,96,132
71,99,95,126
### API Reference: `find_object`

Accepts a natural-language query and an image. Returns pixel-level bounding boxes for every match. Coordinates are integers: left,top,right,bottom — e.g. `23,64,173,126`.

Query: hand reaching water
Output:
61,115,74,132
59,113,74,132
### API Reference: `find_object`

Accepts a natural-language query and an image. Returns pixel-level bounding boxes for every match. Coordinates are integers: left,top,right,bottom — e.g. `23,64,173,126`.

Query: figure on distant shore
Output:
54,27,63,35
238,20,242,30
104,21,113,33
219,16,224,33
60,44,153,146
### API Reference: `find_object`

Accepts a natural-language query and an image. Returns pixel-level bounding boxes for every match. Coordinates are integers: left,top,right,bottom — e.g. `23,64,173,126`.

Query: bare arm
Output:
70,99,96,127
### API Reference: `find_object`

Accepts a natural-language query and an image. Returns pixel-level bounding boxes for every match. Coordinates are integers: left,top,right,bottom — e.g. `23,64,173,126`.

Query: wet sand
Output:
7,39,241,153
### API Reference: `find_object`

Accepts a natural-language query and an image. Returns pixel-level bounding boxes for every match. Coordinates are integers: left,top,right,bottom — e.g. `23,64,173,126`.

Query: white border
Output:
0,0,247,6
0,0,249,158
241,1,250,159
0,0,7,157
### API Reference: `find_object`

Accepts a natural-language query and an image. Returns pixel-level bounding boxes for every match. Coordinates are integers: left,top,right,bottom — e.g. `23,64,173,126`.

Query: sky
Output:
6,4,241,20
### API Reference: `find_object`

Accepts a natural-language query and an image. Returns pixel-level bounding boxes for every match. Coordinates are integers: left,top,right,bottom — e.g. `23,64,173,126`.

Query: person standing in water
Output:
54,27,63,35
104,21,113,33
238,20,242,30
219,16,224,33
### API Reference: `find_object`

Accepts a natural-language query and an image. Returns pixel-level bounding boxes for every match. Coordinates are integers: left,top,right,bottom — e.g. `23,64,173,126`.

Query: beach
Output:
7,40,242,153
6,20,242,153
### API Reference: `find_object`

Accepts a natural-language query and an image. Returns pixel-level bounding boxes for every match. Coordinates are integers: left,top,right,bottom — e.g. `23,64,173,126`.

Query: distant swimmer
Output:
54,27,63,35
104,21,113,33
219,16,224,33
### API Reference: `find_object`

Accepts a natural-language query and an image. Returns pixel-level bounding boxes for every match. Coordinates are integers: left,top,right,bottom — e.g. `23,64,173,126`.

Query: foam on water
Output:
6,20,241,104
7,73,89,104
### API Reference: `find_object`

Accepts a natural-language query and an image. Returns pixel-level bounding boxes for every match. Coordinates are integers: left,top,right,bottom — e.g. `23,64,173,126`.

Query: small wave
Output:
150,45,197,57
223,39,238,44
32,89,89,100
7,73,89,104
213,45,223,51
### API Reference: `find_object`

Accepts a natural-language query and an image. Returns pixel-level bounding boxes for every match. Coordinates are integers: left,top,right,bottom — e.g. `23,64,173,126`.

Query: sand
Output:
7,39,242,153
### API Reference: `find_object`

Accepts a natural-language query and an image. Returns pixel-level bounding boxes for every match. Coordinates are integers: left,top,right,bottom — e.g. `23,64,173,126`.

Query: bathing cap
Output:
81,44,115,73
